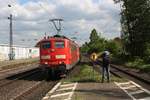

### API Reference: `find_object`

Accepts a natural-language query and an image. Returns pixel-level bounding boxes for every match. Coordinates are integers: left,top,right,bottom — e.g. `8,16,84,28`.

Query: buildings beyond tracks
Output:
0,44,39,61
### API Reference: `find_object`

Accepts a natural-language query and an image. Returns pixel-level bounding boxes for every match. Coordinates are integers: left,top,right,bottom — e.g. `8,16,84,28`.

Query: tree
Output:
80,29,106,54
88,29,105,54
80,42,90,54
114,0,150,57
105,40,121,56
81,29,122,57
89,29,100,43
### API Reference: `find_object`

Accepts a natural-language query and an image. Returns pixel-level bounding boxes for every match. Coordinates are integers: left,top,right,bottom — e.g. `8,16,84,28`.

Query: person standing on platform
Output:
101,51,110,83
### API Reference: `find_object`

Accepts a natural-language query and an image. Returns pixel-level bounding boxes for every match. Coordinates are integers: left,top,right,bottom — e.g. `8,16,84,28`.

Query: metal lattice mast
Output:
8,4,14,60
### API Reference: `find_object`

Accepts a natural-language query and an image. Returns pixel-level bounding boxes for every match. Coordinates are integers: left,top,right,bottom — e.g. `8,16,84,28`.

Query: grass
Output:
63,64,125,83
125,59,150,72
62,63,127,100
113,57,150,73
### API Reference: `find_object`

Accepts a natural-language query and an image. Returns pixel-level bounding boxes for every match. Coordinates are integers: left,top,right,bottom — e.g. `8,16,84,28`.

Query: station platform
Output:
42,81,132,100
72,82,131,100
43,80,150,100
42,56,150,100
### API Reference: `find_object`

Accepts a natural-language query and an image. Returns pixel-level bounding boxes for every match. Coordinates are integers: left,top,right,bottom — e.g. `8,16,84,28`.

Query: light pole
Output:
8,4,14,60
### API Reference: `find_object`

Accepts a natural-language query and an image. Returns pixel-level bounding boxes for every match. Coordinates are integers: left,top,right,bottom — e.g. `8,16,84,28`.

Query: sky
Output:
0,0,121,47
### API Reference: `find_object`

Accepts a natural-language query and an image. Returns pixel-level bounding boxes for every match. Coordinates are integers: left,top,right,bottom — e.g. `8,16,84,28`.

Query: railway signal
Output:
90,52,98,80
90,52,97,61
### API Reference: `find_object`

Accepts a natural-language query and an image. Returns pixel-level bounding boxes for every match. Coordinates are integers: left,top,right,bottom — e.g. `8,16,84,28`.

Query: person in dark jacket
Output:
101,51,110,83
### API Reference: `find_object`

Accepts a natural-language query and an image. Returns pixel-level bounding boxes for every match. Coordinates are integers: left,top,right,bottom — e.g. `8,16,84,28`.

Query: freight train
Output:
39,35,80,78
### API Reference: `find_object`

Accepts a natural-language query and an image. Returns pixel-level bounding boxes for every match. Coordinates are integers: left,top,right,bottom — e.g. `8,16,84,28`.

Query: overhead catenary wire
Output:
0,0,50,22
34,0,61,33
32,0,52,16
1,1,65,35
0,0,52,47
33,0,66,35
0,0,63,27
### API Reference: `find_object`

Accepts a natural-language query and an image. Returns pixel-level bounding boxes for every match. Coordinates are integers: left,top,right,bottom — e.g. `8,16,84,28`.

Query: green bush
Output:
125,57,144,68
143,43,150,62
81,29,122,57
140,64,150,72
105,40,122,57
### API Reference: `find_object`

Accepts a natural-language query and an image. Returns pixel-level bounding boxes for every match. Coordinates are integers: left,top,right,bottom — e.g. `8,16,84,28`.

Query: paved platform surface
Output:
72,82,131,100
42,81,150,100
42,82,132,100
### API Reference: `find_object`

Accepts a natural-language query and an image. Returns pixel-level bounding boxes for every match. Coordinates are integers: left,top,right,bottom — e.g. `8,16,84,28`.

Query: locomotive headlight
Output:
41,55,51,59
45,62,48,64
56,55,66,59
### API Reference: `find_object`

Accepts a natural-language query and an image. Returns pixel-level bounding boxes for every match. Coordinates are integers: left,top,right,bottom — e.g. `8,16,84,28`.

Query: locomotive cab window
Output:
41,42,51,49
55,41,64,48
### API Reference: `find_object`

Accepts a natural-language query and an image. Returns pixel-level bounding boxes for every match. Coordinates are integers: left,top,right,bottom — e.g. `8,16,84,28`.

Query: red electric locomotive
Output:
40,35,80,77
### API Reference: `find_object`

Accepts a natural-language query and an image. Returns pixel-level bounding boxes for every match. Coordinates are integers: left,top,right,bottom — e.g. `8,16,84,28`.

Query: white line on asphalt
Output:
117,81,131,85
130,81,150,94
56,87,74,91
42,82,78,100
51,92,72,98
48,82,61,94
63,82,72,84
60,83,75,87
66,82,78,100
122,85,136,90
115,81,150,100
129,90,144,95
42,96,49,100
138,97,150,100
64,98,71,100
115,82,137,100
42,82,61,100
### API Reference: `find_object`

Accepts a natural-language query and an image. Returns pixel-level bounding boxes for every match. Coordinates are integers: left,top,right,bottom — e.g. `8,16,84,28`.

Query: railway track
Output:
0,62,81,100
81,55,150,87
108,64,150,99
13,80,59,100
109,64,150,90
4,57,148,100
0,66,45,100
94,60,150,90
0,63,39,80
110,64,150,85
13,64,81,100
0,68,40,88
88,58,150,99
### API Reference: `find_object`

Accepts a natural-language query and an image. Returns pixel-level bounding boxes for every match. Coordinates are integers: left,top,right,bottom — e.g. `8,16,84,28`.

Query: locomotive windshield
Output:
55,41,64,48
41,42,51,49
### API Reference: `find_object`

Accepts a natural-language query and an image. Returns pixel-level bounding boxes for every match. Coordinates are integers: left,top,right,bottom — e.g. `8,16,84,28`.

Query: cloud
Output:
0,0,121,47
